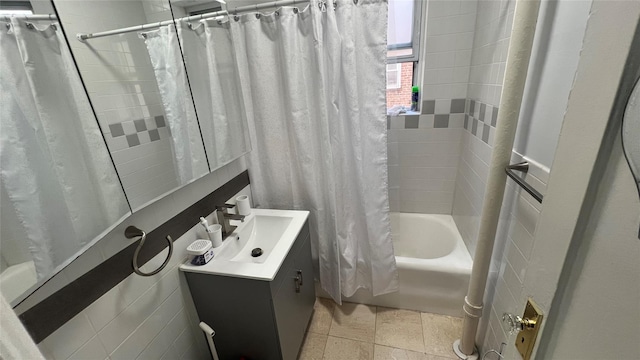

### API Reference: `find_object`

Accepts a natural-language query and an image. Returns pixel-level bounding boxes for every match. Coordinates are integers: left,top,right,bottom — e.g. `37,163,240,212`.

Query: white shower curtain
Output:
230,0,397,301
0,19,130,279
176,20,250,170
142,25,209,184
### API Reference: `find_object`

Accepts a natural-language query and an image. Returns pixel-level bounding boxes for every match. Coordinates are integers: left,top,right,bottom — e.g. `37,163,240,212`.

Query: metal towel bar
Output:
505,162,543,203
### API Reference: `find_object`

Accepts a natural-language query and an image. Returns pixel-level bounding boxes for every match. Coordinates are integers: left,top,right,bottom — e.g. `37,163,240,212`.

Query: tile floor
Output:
299,298,463,360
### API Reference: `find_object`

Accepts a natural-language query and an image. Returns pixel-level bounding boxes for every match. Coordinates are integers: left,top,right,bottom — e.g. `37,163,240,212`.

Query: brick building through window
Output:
386,62,414,109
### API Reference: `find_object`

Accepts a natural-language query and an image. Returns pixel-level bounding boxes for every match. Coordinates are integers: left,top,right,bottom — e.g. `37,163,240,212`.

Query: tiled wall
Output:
452,0,514,257
478,159,547,358
421,0,477,100
18,158,248,360
55,0,181,208
386,99,466,214
385,0,479,215
450,0,593,356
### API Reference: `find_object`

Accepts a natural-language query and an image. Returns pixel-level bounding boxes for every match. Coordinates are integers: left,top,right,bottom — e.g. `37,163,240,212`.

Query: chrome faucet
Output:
215,204,245,238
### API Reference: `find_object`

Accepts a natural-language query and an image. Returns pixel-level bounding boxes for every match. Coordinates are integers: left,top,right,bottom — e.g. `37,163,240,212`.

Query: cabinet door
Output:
272,235,316,359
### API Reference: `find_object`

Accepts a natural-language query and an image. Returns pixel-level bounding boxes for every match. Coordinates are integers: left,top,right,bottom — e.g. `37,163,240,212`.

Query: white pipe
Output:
199,321,220,360
76,0,310,41
453,0,541,358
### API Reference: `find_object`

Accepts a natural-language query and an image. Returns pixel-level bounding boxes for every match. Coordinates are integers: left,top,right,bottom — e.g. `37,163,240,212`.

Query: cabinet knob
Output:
294,270,303,293
296,269,304,286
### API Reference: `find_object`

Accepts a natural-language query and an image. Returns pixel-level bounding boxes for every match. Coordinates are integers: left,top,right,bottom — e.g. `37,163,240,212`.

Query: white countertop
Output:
179,208,309,281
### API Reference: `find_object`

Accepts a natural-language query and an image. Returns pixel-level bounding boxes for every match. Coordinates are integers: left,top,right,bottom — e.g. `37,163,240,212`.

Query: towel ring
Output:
125,226,173,277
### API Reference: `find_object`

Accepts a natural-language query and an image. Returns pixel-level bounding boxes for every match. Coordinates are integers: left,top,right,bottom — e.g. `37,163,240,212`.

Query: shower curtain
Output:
230,0,397,301
0,19,130,279
176,20,250,169
142,26,209,185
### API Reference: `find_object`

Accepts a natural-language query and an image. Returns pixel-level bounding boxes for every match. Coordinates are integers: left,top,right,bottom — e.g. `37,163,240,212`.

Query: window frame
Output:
387,0,423,64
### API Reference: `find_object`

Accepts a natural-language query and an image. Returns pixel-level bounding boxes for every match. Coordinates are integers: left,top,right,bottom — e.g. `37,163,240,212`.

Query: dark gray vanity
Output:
184,220,314,360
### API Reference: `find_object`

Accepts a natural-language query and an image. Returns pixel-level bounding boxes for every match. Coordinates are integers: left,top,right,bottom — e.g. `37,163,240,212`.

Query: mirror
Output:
622,77,639,238
168,0,251,171
0,1,130,304
52,0,210,211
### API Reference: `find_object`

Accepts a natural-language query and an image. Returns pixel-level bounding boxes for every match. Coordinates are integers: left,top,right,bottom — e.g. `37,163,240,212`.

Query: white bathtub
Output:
0,261,37,304
343,213,473,316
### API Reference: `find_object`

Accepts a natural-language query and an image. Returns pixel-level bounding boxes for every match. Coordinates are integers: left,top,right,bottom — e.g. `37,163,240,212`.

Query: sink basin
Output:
180,209,309,280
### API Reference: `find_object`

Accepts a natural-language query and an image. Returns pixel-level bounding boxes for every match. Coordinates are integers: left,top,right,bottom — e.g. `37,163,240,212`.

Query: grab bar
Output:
505,162,543,203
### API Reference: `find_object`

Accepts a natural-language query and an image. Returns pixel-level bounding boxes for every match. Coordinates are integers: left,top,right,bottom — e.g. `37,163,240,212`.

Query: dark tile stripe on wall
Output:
19,171,250,343
387,98,467,129
463,99,499,145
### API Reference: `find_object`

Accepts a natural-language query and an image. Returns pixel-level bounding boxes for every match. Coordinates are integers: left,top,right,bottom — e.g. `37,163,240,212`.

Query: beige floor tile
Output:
374,345,427,360
373,345,451,360
308,298,337,335
299,332,328,360
375,307,425,352
323,336,374,360
329,302,377,342
421,313,463,359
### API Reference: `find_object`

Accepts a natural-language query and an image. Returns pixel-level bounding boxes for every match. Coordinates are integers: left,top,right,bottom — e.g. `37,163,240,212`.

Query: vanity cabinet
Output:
184,221,315,360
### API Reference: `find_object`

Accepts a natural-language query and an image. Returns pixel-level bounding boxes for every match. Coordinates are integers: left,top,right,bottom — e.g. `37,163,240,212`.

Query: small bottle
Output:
411,86,420,112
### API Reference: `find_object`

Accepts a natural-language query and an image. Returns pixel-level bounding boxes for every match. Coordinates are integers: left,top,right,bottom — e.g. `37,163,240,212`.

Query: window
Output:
387,0,422,109
386,63,401,90
387,0,420,62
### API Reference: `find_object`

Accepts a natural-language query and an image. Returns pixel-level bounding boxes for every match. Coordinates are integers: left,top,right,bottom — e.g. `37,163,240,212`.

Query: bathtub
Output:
0,261,37,304
343,213,473,316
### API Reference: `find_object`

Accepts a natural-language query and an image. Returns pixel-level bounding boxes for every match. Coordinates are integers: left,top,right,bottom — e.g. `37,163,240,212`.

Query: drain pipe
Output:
453,0,541,359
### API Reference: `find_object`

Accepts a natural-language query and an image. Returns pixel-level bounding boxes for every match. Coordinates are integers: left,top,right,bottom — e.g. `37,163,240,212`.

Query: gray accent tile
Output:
479,103,487,122
422,100,435,115
482,124,490,143
464,115,469,130
491,107,498,127
469,100,475,116
434,114,449,128
148,129,160,141
387,116,391,129
405,115,419,129
134,119,147,132
126,134,140,147
155,115,166,128
451,99,466,113
472,118,478,135
109,123,124,137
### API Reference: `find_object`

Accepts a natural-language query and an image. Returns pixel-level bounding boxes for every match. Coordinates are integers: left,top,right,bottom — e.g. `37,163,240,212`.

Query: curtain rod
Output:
0,14,57,21
76,0,310,42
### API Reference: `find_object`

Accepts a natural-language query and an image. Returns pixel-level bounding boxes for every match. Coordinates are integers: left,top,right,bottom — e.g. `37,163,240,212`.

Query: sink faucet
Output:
215,204,245,239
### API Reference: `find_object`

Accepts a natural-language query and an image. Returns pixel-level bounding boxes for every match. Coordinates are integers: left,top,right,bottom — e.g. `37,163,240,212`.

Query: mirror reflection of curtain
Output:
142,26,209,185
0,19,130,280
176,19,249,169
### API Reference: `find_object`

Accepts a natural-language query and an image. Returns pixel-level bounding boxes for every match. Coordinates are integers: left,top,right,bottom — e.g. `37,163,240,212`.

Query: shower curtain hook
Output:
318,0,327,12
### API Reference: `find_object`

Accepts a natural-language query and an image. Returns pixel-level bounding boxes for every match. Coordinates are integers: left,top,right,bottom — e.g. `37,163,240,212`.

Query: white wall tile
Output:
109,288,184,359
40,313,96,360
67,336,109,360
136,309,189,360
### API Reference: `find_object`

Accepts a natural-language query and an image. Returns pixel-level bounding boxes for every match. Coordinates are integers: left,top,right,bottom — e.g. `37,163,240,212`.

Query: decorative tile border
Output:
463,99,499,145
387,98,466,129
108,115,167,147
